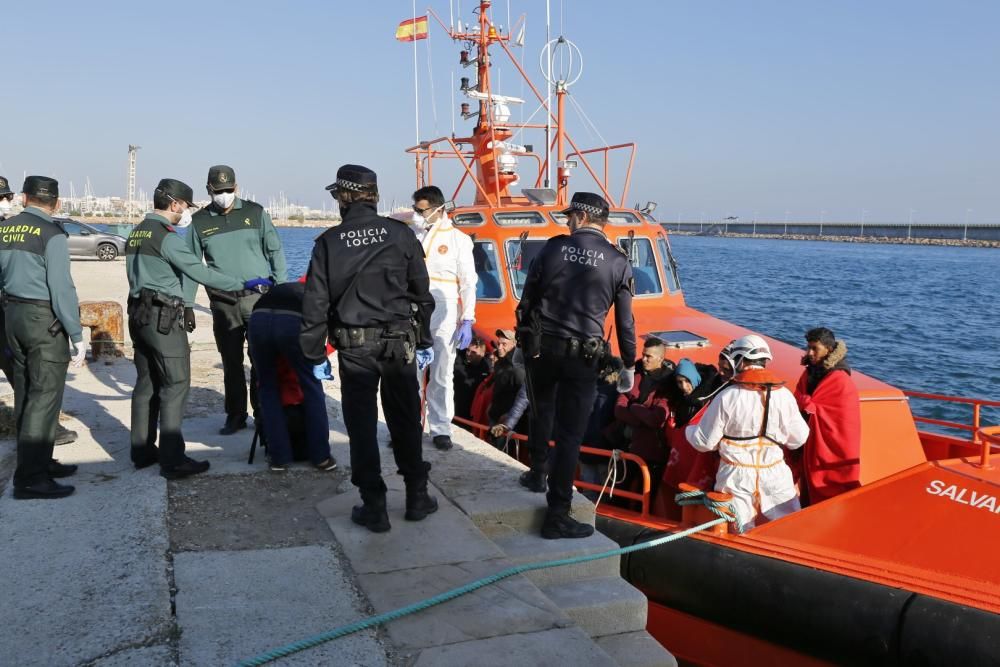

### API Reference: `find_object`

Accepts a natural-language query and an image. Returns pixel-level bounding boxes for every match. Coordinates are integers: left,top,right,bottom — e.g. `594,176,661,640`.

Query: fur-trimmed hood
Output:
803,339,851,394
801,340,850,371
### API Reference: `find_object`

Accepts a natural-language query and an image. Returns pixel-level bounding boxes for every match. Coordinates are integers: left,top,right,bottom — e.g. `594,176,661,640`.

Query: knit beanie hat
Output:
676,358,701,389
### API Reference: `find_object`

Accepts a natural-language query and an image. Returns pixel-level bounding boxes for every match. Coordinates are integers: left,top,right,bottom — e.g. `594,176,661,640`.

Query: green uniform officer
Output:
126,178,245,479
0,176,84,499
187,165,287,435
0,175,16,382
0,174,79,447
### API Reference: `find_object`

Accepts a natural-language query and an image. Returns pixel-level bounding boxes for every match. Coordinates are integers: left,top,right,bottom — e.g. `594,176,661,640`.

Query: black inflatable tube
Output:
598,516,999,666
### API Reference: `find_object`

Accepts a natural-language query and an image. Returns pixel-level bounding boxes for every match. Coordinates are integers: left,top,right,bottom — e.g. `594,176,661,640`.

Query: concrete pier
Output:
0,259,675,667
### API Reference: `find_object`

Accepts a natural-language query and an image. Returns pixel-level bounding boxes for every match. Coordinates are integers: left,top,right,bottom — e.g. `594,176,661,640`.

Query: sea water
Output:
276,228,999,429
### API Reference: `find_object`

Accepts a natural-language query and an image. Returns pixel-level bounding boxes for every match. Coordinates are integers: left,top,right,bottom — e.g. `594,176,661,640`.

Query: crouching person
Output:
248,280,337,472
685,335,809,532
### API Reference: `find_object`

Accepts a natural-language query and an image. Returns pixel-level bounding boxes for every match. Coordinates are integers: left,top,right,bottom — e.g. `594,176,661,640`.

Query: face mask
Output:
0,199,11,212
411,212,426,227
176,209,193,228
212,191,236,209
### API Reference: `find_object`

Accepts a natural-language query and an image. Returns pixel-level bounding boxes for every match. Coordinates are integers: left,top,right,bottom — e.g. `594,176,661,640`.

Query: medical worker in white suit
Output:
408,186,477,450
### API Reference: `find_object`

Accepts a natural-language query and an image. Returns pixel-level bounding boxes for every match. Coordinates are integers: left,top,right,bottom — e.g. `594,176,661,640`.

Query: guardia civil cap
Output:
560,191,609,218
207,165,236,192
326,164,378,192
0,175,13,196
155,178,197,207
22,175,59,198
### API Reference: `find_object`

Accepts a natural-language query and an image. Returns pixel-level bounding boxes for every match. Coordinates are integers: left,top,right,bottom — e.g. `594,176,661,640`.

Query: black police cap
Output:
560,191,609,218
326,164,378,192
155,178,197,207
0,176,13,196
207,165,236,192
23,175,59,198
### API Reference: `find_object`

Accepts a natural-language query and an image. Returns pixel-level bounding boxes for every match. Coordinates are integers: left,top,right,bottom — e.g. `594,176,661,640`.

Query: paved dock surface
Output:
0,260,675,666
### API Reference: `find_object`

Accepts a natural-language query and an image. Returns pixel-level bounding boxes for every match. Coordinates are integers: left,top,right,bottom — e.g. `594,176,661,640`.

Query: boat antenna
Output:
543,0,552,188
412,0,420,147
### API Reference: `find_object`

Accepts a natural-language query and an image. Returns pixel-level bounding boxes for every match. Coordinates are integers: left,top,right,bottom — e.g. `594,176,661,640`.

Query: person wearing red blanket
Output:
793,327,862,504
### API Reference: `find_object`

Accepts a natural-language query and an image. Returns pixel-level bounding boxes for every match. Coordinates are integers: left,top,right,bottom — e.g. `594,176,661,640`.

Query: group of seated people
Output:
453,327,862,533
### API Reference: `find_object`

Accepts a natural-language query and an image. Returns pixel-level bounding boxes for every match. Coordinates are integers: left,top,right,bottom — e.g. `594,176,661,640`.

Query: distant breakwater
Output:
662,222,1000,248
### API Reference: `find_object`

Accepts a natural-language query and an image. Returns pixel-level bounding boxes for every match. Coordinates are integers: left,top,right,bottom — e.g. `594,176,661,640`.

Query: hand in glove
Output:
312,360,334,381
416,347,435,372
452,319,474,350
244,277,274,294
183,307,196,333
616,366,636,393
70,341,87,368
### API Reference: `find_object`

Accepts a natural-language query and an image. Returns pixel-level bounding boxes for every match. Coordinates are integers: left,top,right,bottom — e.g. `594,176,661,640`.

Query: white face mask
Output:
176,209,193,228
0,199,11,212
212,191,236,209
411,211,426,227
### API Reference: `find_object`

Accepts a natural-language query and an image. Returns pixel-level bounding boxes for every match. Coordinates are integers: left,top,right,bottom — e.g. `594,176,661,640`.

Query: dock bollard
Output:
79,300,125,360
678,483,734,536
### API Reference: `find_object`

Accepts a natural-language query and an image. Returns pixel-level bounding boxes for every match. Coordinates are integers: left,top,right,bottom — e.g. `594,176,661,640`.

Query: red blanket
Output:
794,369,862,503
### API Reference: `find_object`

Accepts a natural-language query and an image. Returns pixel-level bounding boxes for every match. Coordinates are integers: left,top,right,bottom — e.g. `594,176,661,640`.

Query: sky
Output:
1,0,997,223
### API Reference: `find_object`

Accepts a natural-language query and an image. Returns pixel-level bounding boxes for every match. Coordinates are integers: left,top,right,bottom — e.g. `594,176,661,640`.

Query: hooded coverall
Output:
411,215,476,439
685,380,809,531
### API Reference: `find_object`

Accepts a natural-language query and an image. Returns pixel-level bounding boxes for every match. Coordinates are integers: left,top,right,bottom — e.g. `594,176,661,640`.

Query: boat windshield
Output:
504,238,547,299
656,235,681,292
473,240,503,300
617,236,662,296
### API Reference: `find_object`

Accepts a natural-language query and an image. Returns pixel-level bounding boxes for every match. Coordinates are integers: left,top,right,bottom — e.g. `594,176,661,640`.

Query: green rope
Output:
236,506,733,667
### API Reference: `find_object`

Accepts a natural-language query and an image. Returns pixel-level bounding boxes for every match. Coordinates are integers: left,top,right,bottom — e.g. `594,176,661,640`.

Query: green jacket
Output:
185,198,287,302
0,207,83,343
126,214,244,306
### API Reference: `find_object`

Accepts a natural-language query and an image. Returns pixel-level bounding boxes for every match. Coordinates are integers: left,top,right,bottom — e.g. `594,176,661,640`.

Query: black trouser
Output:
5,302,70,487
526,353,599,515
130,305,190,467
209,292,259,418
0,306,14,383
337,339,426,495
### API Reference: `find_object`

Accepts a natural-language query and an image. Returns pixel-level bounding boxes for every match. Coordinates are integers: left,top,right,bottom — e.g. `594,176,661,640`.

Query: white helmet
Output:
727,334,772,367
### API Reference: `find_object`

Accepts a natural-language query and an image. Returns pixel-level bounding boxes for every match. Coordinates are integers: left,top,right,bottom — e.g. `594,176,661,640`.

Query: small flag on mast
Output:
396,15,429,42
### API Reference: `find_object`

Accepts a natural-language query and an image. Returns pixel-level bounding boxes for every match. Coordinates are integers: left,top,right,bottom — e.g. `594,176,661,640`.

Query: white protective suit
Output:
685,379,809,531
412,214,477,437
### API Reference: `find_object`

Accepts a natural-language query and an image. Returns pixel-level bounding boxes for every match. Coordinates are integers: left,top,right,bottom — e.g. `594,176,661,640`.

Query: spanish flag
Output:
396,15,429,42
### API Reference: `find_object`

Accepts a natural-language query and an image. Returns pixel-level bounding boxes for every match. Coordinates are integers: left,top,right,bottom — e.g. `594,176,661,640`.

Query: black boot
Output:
351,486,390,533
219,413,248,435
541,511,594,539
405,465,439,521
131,446,159,470
519,469,547,493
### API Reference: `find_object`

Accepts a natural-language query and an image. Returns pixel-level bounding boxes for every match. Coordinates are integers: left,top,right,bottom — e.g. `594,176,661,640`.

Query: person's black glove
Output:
184,307,196,333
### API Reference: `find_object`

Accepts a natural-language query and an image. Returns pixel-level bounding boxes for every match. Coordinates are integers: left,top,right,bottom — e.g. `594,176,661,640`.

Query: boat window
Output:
494,211,546,226
504,238,548,299
656,236,681,292
549,210,641,226
452,212,485,227
608,211,641,226
646,330,709,349
473,240,503,301
617,236,662,296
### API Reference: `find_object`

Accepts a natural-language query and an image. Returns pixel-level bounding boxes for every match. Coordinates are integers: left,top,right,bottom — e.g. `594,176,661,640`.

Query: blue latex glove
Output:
416,347,435,372
244,277,274,294
452,319,474,350
312,360,334,381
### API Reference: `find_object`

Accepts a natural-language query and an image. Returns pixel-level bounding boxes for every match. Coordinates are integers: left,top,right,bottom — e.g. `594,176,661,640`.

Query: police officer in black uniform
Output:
300,164,437,533
0,176,85,499
516,192,637,538
126,179,245,478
